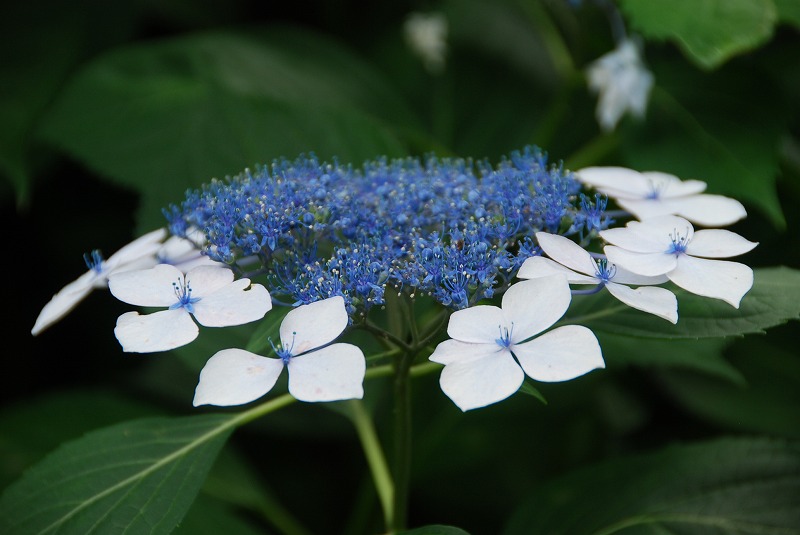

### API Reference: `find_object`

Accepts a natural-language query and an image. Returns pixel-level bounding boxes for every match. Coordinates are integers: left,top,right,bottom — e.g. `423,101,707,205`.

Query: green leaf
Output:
399,526,471,535
566,267,800,339
598,333,744,385
620,66,786,227
246,306,292,354
775,0,800,27
619,0,777,69
504,437,800,534
0,414,236,535
175,494,270,535
36,29,410,232
0,390,159,490
518,381,548,404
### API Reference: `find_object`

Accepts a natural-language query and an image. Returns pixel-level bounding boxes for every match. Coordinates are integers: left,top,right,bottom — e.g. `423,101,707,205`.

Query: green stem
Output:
391,350,414,533
346,400,395,531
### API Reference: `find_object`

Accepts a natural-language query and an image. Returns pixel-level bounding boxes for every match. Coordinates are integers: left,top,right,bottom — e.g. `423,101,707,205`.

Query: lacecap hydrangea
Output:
163,146,608,318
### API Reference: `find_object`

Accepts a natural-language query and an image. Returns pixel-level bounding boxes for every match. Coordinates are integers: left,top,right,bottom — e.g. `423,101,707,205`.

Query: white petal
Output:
614,198,681,221
31,278,94,335
437,349,524,411
280,296,348,355
535,232,597,276
170,253,221,273
673,195,747,227
641,172,706,198
105,228,166,270
600,224,667,253
114,308,198,353
447,305,507,344
193,349,284,407
185,266,235,296
605,282,678,323
609,264,669,285
502,277,572,343
108,264,185,307
604,246,677,277
429,339,500,365
192,280,272,327
287,343,365,402
575,167,651,199
686,229,758,258
517,256,597,285
668,256,754,308
513,325,604,382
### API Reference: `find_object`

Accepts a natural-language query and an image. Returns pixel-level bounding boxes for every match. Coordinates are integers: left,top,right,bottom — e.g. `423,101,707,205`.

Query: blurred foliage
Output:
3,0,800,533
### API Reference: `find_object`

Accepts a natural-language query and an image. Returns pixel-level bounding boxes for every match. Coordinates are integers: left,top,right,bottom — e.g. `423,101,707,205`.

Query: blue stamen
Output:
667,227,691,255
495,323,514,349
169,277,201,313
270,332,296,364
83,250,105,274
594,258,616,283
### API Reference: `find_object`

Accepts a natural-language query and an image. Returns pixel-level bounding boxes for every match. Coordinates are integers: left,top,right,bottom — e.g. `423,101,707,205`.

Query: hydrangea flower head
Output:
193,296,365,406
586,38,654,132
576,167,747,226
108,264,272,352
31,228,166,335
519,232,677,323
601,215,758,307
429,275,604,411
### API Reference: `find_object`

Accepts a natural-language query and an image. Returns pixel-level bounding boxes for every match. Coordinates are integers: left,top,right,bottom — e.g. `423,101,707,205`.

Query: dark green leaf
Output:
36,30,410,232
775,0,800,27
399,526,471,535
505,437,800,534
565,267,800,338
619,0,777,69
598,333,744,384
246,306,291,354
518,381,548,404
175,494,270,535
0,414,236,535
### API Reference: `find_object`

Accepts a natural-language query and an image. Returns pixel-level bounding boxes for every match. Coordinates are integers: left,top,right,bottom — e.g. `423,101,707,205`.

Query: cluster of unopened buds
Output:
32,147,757,411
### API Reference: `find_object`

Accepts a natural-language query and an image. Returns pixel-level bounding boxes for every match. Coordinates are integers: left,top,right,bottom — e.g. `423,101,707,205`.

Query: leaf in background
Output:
0,414,235,535
598,333,743,385
399,526,471,535
36,29,413,232
567,267,800,339
775,0,800,27
619,0,777,70
175,494,271,535
0,0,140,205
657,330,800,438
0,390,160,490
504,437,800,534
620,60,786,227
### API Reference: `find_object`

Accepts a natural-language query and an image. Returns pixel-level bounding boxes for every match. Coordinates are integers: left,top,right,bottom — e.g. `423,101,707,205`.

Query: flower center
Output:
495,323,514,349
271,332,296,364
169,277,201,313
83,250,105,274
594,258,616,283
667,228,691,255
645,179,666,200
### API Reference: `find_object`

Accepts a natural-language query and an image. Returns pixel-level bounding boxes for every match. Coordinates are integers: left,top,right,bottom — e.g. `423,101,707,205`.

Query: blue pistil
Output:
169,277,201,313
594,258,616,283
271,333,296,364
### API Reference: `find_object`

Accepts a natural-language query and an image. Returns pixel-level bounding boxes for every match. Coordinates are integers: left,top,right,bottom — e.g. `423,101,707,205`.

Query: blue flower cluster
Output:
165,146,608,317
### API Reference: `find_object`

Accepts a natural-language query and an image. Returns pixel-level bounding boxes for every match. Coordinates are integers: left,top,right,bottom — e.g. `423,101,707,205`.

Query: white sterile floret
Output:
428,275,604,411
156,228,221,272
575,167,747,227
193,296,365,406
404,11,448,74
586,38,653,132
601,215,758,308
31,228,167,336
518,232,677,323
109,264,271,353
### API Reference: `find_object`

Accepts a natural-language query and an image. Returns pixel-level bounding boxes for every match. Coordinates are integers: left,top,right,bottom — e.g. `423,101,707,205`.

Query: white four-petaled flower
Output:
601,215,758,307
31,228,166,335
404,11,448,74
586,38,654,132
109,264,272,352
429,275,604,411
518,232,677,323
576,167,747,227
193,296,366,406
